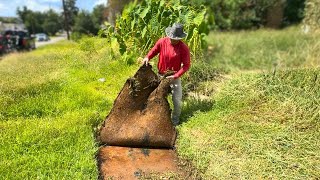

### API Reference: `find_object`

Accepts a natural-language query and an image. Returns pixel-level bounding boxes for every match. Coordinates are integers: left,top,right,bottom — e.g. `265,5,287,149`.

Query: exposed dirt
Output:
98,146,181,179
98,65,176,148
97,65,186,179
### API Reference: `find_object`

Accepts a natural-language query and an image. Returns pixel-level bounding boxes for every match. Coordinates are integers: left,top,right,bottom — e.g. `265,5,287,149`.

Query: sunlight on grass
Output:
177,69,320,179
1,27,319,179
0,39,139,179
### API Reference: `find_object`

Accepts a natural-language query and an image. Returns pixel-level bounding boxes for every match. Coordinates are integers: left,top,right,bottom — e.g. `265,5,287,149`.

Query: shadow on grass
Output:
180,97,215,124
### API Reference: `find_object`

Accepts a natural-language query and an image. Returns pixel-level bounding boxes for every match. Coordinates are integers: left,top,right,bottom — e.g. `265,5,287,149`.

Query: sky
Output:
0,0,107,17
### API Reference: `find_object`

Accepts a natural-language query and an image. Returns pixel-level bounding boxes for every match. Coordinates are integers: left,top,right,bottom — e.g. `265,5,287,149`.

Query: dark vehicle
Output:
0,34,7,55
3,30,35,51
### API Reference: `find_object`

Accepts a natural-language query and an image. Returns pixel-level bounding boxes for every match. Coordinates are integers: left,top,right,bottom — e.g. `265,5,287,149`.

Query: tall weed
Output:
100,0,209,58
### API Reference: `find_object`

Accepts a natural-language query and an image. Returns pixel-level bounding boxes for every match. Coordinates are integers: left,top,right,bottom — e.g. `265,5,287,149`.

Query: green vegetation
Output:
101,0,209,57
303,0,320,32
16,1,105,36
177,27,320,179
183,0,277,29
178,70,319,179
205,26,320,72
0,39,138,179
1,26,319,179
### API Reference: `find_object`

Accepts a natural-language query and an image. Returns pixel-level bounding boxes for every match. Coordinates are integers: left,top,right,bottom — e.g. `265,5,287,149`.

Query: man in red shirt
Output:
142,23,191,126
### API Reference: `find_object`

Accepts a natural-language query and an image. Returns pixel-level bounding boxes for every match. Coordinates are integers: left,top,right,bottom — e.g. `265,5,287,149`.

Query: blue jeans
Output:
170,78,182,125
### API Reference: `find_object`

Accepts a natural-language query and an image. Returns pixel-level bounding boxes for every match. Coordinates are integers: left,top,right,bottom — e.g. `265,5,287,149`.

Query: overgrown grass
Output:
206,26,320,72
1,26,319,179
0,38,139,179
177,27,320,179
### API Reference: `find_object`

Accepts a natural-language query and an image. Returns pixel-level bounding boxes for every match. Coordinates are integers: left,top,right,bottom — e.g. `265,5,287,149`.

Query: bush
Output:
183,0,278,29
100,0,210,58
303,0,320,33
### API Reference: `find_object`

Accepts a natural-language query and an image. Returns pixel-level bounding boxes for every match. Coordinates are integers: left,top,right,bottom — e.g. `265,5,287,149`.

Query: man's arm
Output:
143,39,162,65
173,47,191,79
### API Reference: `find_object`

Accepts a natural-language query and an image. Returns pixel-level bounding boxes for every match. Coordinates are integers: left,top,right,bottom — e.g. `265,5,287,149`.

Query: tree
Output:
73,10,96,35
106,0,132,25
43,9,62,35
303,0,320,33
17,7,45,33
92,4,106,31
283,0,306,25
62,0,79,39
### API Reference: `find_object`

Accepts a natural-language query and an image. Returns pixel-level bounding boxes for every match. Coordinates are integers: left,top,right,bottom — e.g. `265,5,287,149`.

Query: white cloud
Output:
94,0,107,6
0,3,8,11
25,0,61,12
42,0,61,2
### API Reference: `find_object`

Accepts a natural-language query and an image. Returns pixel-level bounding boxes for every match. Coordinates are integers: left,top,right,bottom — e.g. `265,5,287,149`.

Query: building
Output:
0,17,26,32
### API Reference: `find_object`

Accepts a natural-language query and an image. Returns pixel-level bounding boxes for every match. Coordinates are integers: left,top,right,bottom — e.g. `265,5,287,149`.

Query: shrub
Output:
100,0,210,58
183,0,278,29
303,0,320,33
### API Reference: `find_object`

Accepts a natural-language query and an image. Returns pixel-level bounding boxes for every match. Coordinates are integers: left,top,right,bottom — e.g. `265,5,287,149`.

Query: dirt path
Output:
96,65,186,179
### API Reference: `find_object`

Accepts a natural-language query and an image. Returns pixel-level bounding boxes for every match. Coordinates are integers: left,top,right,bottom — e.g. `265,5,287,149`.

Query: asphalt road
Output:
35,34,67,48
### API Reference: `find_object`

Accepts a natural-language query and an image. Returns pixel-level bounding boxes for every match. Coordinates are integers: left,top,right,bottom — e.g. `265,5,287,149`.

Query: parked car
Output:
35,33,50,41
3,30,35,51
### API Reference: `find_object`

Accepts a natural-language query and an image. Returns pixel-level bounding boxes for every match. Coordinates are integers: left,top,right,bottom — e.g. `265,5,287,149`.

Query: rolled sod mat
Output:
98,65,176,148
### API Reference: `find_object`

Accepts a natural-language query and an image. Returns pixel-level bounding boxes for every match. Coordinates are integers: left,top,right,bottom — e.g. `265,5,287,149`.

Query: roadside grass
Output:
206,26,320,72
0,38,139,179
177,27,320,179
1,26,319,179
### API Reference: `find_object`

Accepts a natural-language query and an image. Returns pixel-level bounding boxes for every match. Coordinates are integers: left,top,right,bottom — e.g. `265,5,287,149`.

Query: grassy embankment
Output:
0,27,319,179
178,27,320,179
0,39,138,179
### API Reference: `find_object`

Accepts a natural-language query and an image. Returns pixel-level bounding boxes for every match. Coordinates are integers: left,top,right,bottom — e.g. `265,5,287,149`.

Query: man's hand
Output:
142,57,149,66
166,75,175,79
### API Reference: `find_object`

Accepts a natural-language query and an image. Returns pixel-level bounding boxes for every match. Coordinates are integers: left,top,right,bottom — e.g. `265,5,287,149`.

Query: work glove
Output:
142,57,149,66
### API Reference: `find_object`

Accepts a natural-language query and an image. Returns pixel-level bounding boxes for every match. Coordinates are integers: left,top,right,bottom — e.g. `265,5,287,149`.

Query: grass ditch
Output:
0,38,139,179
177,69,320,179
0,26,319,179
177,26,320,179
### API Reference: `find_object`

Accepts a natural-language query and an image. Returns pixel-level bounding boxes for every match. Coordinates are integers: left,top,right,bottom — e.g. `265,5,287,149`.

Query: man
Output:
142,23,191,126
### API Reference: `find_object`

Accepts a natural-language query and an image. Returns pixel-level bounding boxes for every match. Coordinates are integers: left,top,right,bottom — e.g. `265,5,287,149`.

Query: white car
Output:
35,33,50,42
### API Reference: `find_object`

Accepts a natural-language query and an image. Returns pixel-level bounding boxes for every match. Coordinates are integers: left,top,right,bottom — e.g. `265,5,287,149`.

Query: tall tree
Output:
62,0,79,39
106,0,132,25
43,9,62,35
17,6,45,33
73,10,96,35
92,4,106,33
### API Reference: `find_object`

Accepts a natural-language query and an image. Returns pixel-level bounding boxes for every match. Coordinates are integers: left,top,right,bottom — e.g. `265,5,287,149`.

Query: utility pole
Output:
62,0,70,40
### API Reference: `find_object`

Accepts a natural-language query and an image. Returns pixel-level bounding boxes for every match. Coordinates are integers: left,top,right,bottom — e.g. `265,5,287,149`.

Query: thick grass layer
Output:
178,69,320,179
206,26,320,72
178,27,320,180
0,38,139,179
1,27,319,179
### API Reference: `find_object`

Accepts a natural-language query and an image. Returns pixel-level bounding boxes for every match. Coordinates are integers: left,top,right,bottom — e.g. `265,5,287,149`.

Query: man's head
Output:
165,23,187,43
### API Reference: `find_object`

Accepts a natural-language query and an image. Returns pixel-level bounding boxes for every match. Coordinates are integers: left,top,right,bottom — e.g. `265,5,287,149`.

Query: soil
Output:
97,65,188,179
98,65,176,148
98,146,181,179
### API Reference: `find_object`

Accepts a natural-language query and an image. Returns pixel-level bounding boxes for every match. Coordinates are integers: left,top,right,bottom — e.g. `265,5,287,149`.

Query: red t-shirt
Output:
146,37,191,79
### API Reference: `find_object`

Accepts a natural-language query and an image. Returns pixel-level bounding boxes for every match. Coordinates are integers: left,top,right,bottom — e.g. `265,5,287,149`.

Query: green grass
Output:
1,26,319,179
177,27,320,179
0,38,139,179
205,26,320,72
178,69,320,179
